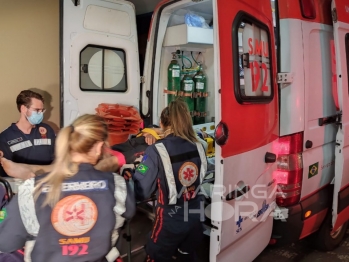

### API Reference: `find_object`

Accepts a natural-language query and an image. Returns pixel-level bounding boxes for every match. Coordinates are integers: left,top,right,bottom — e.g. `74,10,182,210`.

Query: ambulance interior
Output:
149,0,217,235
156,1,215,126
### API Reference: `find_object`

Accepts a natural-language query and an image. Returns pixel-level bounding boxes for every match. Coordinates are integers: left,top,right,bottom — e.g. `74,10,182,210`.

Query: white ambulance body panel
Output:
331,0,349,230
301,20,337,198
279,19,305,136
61,0,140,126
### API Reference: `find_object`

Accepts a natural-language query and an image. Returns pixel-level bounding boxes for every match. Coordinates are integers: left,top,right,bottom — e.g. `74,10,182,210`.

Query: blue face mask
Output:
26,111,44,125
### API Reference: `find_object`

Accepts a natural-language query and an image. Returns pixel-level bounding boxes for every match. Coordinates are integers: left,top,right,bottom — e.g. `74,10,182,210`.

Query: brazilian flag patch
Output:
308,162,319,178
0,208,7,223
137,164,149,175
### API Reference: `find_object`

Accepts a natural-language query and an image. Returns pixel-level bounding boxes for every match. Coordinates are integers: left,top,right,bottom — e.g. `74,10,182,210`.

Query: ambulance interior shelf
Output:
158,20,215,127
163,24,213,48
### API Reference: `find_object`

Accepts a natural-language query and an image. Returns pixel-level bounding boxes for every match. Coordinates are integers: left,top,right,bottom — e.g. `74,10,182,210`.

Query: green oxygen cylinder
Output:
167,53,181,104
193,64,207,125
181,74,195,122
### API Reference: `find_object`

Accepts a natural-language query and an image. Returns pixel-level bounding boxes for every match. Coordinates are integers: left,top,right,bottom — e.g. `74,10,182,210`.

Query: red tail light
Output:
215,121,229,146
300,0,316,19
273,132,303,207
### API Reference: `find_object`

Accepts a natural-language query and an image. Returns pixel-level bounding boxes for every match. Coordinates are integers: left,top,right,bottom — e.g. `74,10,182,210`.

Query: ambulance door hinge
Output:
318,112,342,127
332,8,338,23
336,112,342,128
140,76,145,84
71,0,80,6
277,73,294,84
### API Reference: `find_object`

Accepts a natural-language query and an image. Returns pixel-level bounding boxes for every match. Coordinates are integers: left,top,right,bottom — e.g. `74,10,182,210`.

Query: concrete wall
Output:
0,1,60,132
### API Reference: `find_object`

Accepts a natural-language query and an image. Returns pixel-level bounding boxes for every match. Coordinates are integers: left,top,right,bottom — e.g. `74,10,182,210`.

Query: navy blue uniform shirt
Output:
132,135,205,216
0,163,136,262
0,123,56,177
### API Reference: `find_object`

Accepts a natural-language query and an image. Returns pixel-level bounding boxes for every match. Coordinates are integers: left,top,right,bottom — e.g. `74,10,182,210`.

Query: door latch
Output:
277,73,294,84
318,112,342,127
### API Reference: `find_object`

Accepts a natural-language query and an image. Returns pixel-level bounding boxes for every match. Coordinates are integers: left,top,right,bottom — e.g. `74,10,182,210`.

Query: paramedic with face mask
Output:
0,114,135,262
122,99,207,262
0,90,56,177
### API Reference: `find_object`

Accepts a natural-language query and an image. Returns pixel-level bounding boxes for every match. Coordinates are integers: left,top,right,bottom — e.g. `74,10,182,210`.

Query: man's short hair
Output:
16,90,44,112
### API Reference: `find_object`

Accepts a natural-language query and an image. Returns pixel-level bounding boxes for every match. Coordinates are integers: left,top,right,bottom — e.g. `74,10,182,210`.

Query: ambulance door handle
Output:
226,186,250,201
265,152,276,163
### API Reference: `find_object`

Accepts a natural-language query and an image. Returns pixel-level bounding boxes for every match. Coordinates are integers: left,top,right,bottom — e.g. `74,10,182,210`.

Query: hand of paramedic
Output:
0,149,125,181
120,145,160,201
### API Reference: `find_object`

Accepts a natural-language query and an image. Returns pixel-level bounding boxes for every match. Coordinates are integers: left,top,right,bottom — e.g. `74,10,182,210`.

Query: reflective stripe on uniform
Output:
10,141,33,152
105,173,127,262
18,178,39,262
34,139,51,146
196,142,207,184
18,178,39,237
24,240,35,262
155,143,178,205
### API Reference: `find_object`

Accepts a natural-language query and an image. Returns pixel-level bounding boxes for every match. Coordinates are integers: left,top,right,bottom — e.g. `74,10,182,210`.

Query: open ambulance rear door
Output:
137,0,277,260
332,0,349,231
211,0,278,261
60,0,140,126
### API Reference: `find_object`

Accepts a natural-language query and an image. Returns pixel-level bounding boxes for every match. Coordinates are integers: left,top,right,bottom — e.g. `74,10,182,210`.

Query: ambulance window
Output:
233,14,273,103
80,45,127,92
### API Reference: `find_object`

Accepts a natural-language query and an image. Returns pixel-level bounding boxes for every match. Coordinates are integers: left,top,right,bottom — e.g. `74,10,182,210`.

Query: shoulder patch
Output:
0,208,7,223
39,127,47,138
137,164,149,175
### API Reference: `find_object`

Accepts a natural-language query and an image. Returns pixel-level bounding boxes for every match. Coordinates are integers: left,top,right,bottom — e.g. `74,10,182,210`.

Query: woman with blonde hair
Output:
0,114,135,262
121,99,207,262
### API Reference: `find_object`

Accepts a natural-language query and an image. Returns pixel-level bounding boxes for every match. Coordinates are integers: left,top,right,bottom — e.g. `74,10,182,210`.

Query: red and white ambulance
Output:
60,0,349,261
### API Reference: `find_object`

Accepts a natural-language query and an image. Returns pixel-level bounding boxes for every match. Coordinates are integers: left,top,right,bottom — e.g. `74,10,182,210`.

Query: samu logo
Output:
236,216,243,234
256,200,269,218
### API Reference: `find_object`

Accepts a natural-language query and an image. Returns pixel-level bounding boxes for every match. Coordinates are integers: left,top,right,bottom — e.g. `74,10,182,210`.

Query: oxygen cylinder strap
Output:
193,92,209,98
178,91,193,98
164,89,178,96
194,111,207,117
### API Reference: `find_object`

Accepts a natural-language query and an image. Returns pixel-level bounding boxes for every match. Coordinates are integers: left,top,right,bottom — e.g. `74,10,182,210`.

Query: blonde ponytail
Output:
34,114,108,207
34,126,78,207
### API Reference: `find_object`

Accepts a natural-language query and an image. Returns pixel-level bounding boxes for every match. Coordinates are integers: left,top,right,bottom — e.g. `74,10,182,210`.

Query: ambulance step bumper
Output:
271,184,333,246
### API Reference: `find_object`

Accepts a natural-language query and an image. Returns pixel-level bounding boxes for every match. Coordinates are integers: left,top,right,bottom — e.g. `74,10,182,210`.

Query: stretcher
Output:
120,195,157,262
